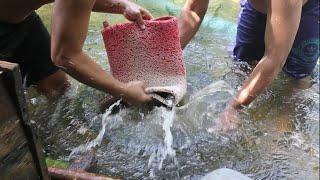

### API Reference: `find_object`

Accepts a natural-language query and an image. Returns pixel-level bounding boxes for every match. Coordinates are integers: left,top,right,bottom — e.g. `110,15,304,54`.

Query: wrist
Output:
228,98,245,110
106,81,127,99
117,0,130,13
105,0,127,14
117,82,128,99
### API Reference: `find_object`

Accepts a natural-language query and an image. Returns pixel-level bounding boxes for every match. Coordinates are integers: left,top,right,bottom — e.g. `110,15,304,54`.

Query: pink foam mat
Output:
102,16,187,105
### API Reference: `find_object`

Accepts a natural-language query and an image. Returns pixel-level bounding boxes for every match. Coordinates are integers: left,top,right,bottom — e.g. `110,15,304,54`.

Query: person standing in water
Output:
0,0,153,105
179,0,319,127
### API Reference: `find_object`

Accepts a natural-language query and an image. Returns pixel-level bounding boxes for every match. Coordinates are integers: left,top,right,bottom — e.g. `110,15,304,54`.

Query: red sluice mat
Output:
102,16,187,105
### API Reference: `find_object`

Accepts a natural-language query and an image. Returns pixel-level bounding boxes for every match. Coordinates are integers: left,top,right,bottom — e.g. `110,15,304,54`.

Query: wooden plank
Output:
0,61,27,126
0,145,39,180
0,119,26,160
0,61,49,179
0,75,17,121
0,71,39,179
48,167,121,180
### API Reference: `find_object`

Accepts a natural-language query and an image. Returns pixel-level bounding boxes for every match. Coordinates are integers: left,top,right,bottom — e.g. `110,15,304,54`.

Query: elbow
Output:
51,38,83,70
190,0,209,10
51,51,68,70
200,0,209,12
183,0,208,16
51,48,79,71
179,0,208,28
51,50,61,67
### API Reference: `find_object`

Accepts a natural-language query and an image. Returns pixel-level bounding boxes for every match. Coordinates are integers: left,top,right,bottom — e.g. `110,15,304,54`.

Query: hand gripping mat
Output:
102,16,187,106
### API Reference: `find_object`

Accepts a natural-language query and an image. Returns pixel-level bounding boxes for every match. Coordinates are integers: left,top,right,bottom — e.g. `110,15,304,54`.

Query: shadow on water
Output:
28,0,319,179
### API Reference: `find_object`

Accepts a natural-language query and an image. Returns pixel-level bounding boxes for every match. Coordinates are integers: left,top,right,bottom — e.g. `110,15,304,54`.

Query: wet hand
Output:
122,81,153,105
123,1,153,29
217,107,240,132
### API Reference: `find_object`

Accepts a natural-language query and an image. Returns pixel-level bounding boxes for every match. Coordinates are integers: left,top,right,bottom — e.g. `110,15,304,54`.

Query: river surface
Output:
27,0,319,179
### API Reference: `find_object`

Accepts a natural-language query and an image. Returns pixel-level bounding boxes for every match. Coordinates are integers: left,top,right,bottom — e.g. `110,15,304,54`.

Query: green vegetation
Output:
36,0,240,31
45,157,70,169
208,0,239,21
36,4,52,31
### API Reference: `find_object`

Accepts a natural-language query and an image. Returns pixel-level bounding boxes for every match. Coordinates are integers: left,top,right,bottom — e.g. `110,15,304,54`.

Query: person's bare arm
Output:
92,0,127,13
92,0,153,29
229,0,303,109
178,0,208,49
51,0,151,104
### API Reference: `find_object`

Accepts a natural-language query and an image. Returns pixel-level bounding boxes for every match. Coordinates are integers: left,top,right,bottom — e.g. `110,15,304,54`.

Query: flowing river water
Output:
27,0,319,179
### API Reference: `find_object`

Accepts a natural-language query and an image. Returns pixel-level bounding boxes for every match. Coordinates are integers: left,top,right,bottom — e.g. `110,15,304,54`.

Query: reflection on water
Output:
28,0,319,179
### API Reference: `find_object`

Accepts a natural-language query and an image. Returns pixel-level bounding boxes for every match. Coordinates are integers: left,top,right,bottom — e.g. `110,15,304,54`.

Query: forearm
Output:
54,52,127,98
230,56,281,108
230,0,303,109
179,0,208,49
52,0,127,97
92,0,128,13
51,0,152,104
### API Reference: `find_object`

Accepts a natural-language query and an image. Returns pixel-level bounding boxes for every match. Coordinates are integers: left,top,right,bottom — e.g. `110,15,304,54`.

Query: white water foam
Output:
69,100,121,159
148,105,178,175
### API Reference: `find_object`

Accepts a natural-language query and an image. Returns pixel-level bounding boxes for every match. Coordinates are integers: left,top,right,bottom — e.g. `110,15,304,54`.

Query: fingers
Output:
123,11,133,21
125,81,152,103
103,21,109,28
136,8,153,29
123,10,145,29
144,87,153,94
140,81,146,90
140,8,153,20
144,94,153,102
136,81,152,102
122,3,152,30
135,12,145,29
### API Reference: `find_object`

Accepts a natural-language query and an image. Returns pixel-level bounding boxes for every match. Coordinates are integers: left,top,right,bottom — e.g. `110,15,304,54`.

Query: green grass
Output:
45,157,70,169
36,0,240,31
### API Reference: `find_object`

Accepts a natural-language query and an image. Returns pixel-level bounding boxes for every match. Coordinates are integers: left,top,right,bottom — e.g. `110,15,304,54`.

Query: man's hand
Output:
122,1,153,29
99,81,152,110
218,107,240,132
122,81,152,105
93,0,153,29
230,0,303,108
209,105,240,133
214,99,242,132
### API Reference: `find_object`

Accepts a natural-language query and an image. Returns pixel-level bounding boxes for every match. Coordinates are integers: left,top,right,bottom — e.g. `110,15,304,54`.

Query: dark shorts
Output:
233,0,320,79
0,12,59,86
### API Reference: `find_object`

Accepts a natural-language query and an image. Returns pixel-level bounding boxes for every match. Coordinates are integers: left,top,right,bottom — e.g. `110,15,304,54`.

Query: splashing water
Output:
162,107,176,158
31,1,319,179
69,100,121,159
148,105,179,177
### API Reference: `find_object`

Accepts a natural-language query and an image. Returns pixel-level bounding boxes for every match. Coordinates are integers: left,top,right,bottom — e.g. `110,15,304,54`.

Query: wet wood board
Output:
0,61,120,180
0,61,49,180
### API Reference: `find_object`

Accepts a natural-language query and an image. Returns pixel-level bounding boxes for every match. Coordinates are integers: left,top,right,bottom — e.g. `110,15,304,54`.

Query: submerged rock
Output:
202,168,252,180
